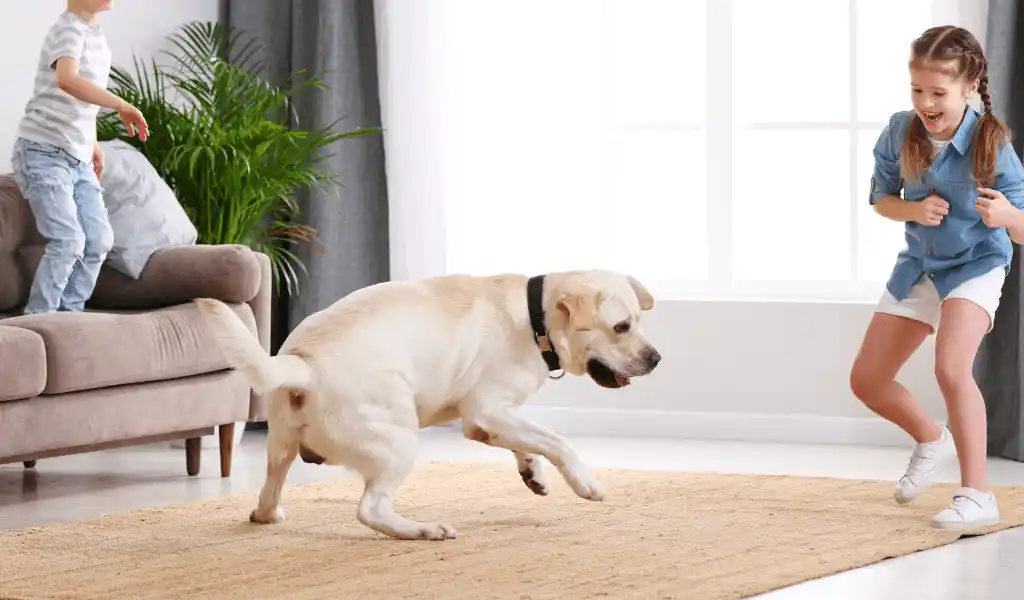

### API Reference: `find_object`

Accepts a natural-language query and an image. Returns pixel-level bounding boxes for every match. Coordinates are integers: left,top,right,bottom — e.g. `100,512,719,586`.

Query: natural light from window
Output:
439,0,966,302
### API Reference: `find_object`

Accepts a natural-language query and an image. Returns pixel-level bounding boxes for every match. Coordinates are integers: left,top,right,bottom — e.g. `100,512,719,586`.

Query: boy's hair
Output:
901,25,1010,187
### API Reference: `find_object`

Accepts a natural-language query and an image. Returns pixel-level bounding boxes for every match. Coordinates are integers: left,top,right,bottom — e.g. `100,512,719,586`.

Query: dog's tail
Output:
195,298,314,395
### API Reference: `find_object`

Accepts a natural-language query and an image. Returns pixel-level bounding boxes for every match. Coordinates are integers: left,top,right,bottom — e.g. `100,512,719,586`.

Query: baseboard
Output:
438,406,915,448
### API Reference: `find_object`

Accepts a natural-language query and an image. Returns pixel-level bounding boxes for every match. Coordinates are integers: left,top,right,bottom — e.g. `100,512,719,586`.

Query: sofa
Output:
0,174,269,477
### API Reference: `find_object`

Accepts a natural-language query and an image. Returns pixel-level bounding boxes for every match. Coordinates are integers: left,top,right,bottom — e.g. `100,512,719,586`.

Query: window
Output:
437,0,969,302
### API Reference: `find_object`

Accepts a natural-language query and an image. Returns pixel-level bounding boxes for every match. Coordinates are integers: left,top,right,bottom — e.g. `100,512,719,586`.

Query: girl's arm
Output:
1004,210,1024,244
873,195,922,222
875,193,946,226
986,141,1024,243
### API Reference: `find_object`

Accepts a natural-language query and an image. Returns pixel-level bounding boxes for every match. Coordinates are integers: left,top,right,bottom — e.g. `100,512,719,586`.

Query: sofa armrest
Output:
88,244,262,310
245,251,272,421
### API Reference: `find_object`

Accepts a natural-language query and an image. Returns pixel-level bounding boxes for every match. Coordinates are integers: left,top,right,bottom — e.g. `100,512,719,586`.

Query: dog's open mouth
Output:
586,358,631,389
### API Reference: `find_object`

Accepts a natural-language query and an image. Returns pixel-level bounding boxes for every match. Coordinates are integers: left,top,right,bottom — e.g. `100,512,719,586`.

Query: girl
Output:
850,25,1024,530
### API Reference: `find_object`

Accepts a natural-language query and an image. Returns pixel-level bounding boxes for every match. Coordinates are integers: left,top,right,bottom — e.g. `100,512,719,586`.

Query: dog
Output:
194,269,660,540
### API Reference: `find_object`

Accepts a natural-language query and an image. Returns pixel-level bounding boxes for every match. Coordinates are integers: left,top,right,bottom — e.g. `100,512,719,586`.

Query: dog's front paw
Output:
563,468,606,501
249,506,285,524
520,461,549,496
418,521,457,540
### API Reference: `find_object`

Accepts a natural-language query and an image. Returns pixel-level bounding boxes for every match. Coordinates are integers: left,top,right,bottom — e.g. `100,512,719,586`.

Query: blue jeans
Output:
11,138,114,314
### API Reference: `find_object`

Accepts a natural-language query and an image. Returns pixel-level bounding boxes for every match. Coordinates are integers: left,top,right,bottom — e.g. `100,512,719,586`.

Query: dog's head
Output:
544,270,660,388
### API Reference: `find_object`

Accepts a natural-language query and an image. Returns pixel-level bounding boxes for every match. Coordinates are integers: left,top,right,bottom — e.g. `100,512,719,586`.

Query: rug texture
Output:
1,461,1022,600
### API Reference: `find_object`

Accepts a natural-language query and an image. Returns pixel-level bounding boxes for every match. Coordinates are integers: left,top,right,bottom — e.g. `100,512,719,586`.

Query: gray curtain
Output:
221,0,389,353
977,0,1024,461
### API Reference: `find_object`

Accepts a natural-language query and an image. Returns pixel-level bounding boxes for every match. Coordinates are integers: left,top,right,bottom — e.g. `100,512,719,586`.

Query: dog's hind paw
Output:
249,507,285,524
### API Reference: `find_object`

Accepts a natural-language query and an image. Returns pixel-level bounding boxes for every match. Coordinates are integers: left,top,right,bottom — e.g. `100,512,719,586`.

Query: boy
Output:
11,0,148,314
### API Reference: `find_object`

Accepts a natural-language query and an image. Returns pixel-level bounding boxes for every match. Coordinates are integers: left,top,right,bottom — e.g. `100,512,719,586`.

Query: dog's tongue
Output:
615,373,631,386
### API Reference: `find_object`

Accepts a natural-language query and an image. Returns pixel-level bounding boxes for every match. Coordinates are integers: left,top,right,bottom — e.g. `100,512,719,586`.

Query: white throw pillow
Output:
98,140,198,278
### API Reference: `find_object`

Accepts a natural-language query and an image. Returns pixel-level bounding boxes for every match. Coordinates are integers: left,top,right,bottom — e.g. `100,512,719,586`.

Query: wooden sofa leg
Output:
219,423,235,478
23,460,36,469
185,437,201,476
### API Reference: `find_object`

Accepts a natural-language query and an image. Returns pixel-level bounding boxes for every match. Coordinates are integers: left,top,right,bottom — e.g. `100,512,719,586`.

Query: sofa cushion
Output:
0,302,257,395
13,244,262,312
0,175,43,312
88,245,263,309
0,325,46,402
97,140,198,279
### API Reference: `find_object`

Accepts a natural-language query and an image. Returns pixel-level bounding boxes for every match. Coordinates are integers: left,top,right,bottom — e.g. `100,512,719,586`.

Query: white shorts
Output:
875,267,1005,334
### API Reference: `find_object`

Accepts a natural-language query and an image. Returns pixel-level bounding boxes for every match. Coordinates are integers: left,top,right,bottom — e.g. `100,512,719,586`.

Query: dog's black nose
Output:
647,349,661,370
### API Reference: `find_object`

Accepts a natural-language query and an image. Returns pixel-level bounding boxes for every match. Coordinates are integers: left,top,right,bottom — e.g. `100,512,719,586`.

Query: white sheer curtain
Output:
375,0,987,300
373,0,450,282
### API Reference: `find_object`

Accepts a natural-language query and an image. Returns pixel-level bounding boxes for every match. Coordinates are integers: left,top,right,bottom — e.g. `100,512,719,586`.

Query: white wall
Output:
515,299,945,448
0,0,219,170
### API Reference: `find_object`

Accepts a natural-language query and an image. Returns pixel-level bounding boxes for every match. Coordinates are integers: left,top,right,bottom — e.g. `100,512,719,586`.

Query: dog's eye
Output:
613,321,630,334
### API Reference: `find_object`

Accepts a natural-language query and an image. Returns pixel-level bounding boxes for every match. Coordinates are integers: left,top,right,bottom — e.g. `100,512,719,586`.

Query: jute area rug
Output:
1,462,1022,600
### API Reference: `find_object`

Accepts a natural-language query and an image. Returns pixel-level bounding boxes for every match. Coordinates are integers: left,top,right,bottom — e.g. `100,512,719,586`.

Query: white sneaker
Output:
893,425,957,505
931,487,1000,530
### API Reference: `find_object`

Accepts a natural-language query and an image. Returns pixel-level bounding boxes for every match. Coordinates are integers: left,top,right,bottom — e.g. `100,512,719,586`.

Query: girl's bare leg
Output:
933,299,990,490
850,313,941,443
851,311,958,505
930,298,1000,530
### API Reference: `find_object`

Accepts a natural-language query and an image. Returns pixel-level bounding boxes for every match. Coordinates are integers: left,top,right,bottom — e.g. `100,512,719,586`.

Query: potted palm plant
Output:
98,21,380,295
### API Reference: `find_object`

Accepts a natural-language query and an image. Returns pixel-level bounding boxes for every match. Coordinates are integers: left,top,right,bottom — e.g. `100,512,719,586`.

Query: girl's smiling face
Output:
910,60,978,141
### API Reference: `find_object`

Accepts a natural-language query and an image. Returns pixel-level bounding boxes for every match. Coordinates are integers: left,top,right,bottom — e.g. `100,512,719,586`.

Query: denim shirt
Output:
869,106,1024,301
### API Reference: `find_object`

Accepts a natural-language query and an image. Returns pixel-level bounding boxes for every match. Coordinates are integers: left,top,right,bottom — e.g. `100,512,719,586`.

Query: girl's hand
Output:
913,194,949,226
976,187,1017,228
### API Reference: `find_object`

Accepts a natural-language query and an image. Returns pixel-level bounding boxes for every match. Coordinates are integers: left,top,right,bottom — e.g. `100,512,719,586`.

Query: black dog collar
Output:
527,275,564,378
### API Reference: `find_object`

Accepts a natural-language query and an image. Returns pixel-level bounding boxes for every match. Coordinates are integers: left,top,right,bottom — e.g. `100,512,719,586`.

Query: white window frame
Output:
599,0,973,303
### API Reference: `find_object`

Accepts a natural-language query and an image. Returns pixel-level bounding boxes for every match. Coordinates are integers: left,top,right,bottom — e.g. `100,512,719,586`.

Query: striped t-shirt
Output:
17,11,112,164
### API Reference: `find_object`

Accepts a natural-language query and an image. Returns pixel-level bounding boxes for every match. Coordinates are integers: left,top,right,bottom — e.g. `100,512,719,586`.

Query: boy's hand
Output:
976,187,1017,228
913,194,949,227
92,142,104,181
117,101,149,141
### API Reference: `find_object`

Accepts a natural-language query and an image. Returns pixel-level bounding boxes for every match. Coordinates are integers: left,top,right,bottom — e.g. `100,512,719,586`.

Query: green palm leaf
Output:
98,20,382,295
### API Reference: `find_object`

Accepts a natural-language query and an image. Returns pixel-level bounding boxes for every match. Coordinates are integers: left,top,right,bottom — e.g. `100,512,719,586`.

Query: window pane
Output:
856,0,934,123
856,130,908,283
442,0,604,275
732,130,851,281
604,0,706,126
732,0,849,123
603,130,708,281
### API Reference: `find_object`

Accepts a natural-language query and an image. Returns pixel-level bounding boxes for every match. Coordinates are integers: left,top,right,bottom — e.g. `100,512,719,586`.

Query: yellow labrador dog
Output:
195,269,660,540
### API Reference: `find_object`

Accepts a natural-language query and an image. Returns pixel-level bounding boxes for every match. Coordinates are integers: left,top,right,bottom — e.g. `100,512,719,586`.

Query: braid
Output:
973,61,1009,186
979,69,993,115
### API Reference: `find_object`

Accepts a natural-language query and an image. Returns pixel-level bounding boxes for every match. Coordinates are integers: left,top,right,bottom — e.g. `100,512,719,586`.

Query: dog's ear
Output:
628,276,654,311
557,292,598,331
